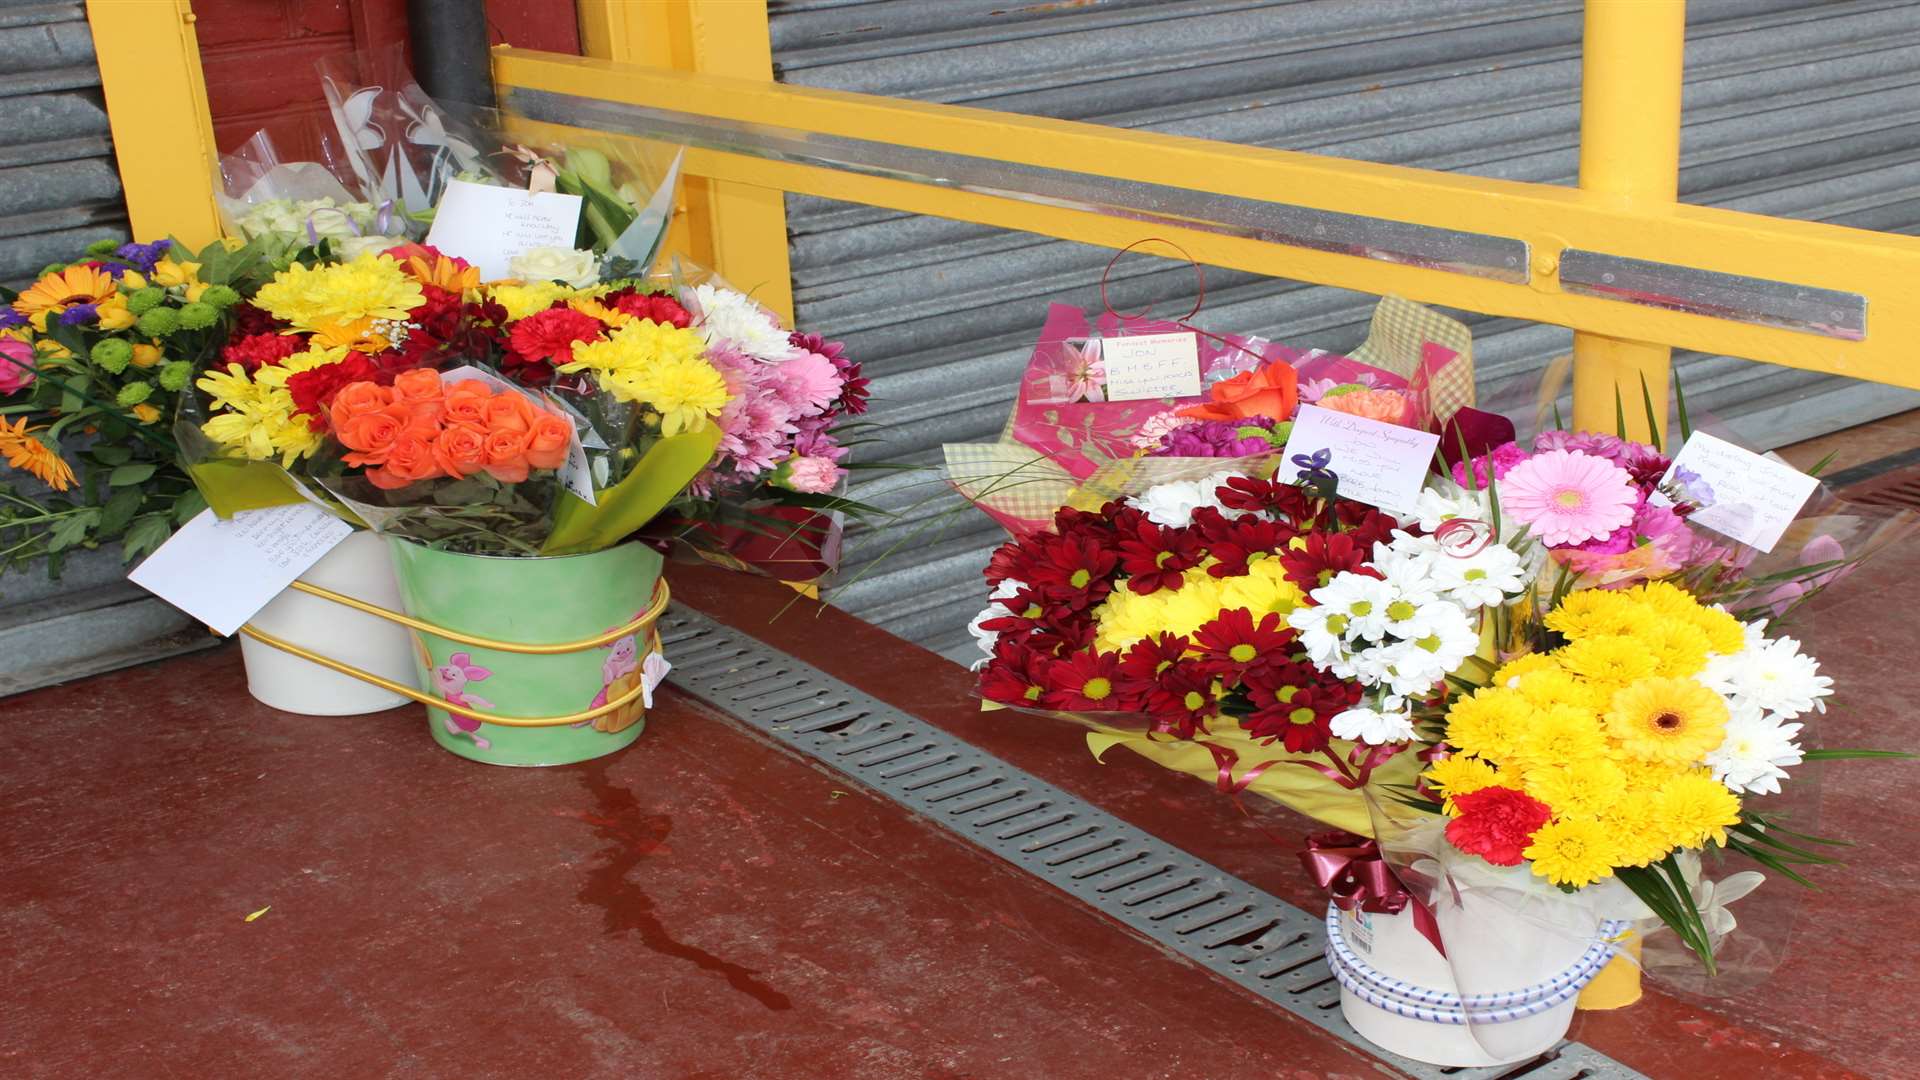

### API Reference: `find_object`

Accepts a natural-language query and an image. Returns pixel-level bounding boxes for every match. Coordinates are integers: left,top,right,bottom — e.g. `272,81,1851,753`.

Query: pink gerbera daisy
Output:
1499,449,1637,546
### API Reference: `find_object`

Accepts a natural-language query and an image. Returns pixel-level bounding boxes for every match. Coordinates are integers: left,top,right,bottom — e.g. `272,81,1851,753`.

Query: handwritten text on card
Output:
424,179,583,282
129,504,352,636
1101,332,1204,401
1659,431,1819,553
1279,405,1440,513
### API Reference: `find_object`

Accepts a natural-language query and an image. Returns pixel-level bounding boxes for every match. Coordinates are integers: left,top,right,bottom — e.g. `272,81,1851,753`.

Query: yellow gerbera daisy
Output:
13,264,117,329
1524,817,1618,887
0,416,76,491
1603,677,1729,764
1654,772,1742,849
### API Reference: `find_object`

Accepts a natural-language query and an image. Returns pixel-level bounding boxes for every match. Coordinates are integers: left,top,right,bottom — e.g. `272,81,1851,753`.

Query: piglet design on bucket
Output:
584,619,648,734
433,652,497,749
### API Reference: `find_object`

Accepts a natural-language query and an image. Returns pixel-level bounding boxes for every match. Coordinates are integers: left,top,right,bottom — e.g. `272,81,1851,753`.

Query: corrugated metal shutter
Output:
0,0,127,286
769,0,1920,662
0,1,209,694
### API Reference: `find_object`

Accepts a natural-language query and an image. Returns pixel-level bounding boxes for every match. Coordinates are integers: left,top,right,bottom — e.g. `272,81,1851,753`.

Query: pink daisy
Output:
1498,449,1638,546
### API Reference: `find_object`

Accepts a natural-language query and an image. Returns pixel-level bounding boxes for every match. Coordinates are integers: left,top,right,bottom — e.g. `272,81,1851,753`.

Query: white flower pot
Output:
1324,904,1622,1067
239,530,417,715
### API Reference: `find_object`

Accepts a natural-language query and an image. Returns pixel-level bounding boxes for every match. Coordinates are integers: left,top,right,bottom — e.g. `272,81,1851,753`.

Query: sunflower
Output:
13,264,117,329
0,416,76,491
1604,677,1729,764
1654,771,1742,849
1523,817,1618,887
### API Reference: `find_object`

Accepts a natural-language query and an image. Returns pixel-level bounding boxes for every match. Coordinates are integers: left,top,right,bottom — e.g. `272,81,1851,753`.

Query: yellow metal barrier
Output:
87,0,222,246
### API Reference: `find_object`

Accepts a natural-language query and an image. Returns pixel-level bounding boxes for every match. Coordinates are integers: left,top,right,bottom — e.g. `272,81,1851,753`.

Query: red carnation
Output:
509,307,604,365
610,290,691,328
286,353,377,421
1445,787,1552,867
222,331,303,370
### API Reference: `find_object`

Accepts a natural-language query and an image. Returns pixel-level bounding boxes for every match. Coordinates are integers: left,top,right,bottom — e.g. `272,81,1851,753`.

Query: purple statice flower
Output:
0,308,25,331
115,239,172,275
1451,441,1530,487
1670,464,1714,510
57,303,99,326
1148,417,1276,458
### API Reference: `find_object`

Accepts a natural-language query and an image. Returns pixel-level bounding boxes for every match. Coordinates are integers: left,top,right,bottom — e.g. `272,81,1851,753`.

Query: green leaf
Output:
121,514,173,562
97,484,143,536
1638,372,1664,452
1802,748,1914,761
1673,372,1692,442
46,507,100,552
1613,385,1627,439
1806,449,1840,478
108,463,157,487
171,487,207,525
89,445,133,467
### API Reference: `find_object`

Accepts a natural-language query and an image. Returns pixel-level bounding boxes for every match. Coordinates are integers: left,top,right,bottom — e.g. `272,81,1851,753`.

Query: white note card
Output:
1280,405,1440,514
129,504,353,636
1101,331,1203,401
1659,431,1819,553
424,179,583,282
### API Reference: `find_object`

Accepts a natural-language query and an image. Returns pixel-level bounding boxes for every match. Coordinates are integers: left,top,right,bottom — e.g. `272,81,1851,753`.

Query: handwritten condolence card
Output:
129,503,353,636
1659,431,1820,553
1280,404,1441,514
1101,331,1204,401
424,179,584,282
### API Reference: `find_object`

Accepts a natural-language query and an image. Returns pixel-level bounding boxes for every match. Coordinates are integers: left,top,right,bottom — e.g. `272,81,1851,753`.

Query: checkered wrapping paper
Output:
1347,295,1476,422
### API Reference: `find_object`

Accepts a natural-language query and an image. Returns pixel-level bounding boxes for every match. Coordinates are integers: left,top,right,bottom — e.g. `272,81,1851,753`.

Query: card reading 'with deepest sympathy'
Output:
129,503,353,636
1658,431,1819,553
424,179,584,282
1279,404,1440,513
1100,331,1204,401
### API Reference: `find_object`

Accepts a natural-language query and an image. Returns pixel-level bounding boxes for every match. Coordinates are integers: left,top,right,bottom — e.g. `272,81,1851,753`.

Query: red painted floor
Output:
8,484,1920,1078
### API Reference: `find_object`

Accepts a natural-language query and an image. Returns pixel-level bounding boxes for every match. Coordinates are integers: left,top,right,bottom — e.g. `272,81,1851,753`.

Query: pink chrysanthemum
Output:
766,349,841,417
1499,449,1638,546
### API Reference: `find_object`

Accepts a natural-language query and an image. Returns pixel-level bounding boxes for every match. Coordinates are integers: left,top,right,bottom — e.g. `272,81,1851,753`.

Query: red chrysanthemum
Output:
1191,608,1295,673
1241,665,1359,753
985,538,1036,588
221,331,303,370
1116,632,1190,688
1040,650,1132,712
1337,503,1399,551
1140,663,1219,737
286,352,377,422
608,290,692,328
229,302,285,339
1118,520,1204,595
1217,475,1312,522
1278,531,1378,592
1445,786,1552,866
509,306,604,365
1197,514,1295,578
979,640,1052,707
1027,535,1118,611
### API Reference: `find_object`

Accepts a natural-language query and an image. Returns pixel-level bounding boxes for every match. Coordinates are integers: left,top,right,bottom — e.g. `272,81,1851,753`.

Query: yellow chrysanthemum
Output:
1544,589,1650,641
1524,817,1618,887
1556,634,1658,690
1424,754,1501,810
1611,752,1687,794
1444,687,1531,760
1625,580,1702,620
13,263,116,329
604,354,730,436
254,344,351,388
0,416,76,491
1512,668,1609,713
569,297,633,327
1638,619,1713,678
1092,566,1226,652
1509,705,1610,772
1218,557,1305,623
487,281,574,320
1688,605,1747,657
1654,772,1742,850
1603,676,1729,764
197,363,267,412
1522,758,1627,819
1600,791,1671,867
253,254,425,331
1492,652,1558,687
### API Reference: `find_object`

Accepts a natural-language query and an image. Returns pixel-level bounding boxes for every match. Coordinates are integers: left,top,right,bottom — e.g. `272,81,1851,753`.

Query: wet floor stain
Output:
566,758,793,1011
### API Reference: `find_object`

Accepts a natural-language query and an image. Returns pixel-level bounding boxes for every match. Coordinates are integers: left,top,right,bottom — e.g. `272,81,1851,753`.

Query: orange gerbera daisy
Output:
390,243,481,293
0,416,76,491
13,264,117,329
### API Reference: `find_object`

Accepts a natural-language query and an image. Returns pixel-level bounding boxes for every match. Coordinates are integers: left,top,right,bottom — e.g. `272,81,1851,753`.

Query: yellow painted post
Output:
573,0,794,322
87,0,222,247
1569,0,1685,441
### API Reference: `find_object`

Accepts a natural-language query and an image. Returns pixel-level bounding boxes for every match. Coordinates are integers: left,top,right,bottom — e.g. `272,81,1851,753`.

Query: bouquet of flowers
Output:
1,236,277,576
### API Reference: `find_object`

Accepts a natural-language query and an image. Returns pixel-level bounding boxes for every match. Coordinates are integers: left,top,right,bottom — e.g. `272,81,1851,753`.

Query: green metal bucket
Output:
386,538,666,767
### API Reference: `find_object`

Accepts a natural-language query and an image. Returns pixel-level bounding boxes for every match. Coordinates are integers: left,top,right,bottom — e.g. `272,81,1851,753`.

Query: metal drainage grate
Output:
661,608,1647,1080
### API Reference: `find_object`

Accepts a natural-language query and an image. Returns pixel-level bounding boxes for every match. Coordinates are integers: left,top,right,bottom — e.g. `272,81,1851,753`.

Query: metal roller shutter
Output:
768,0,1920,662
0,1,210,694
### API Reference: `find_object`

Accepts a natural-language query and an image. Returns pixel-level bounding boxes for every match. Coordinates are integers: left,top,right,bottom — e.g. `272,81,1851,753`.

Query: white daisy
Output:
1287,603,1352,667
685,282,798,361
1124,470,1248,528
1412,481,1491,533
1330,703,1417,746
1377,585,1449,641
1428,542,1527,610
1307,572,1396,641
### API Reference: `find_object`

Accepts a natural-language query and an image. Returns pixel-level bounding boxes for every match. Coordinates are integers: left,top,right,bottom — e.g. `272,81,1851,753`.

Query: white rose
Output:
510,246,599,287
334,234,408,261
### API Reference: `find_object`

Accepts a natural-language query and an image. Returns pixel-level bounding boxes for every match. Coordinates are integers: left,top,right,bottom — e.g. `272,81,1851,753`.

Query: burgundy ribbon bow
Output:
1299,830,1446,956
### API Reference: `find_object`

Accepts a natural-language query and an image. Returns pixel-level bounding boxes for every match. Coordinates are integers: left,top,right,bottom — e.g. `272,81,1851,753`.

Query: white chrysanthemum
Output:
1330,703,1416,746
1307,572,1396,641
1124,470,1247,528
1699,633,1832,720
1412,481,1491,533
686,282,797,361
966,578,1026,670
1705,705,1804,795
1427,542,1527,610
1377,585,1449,641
